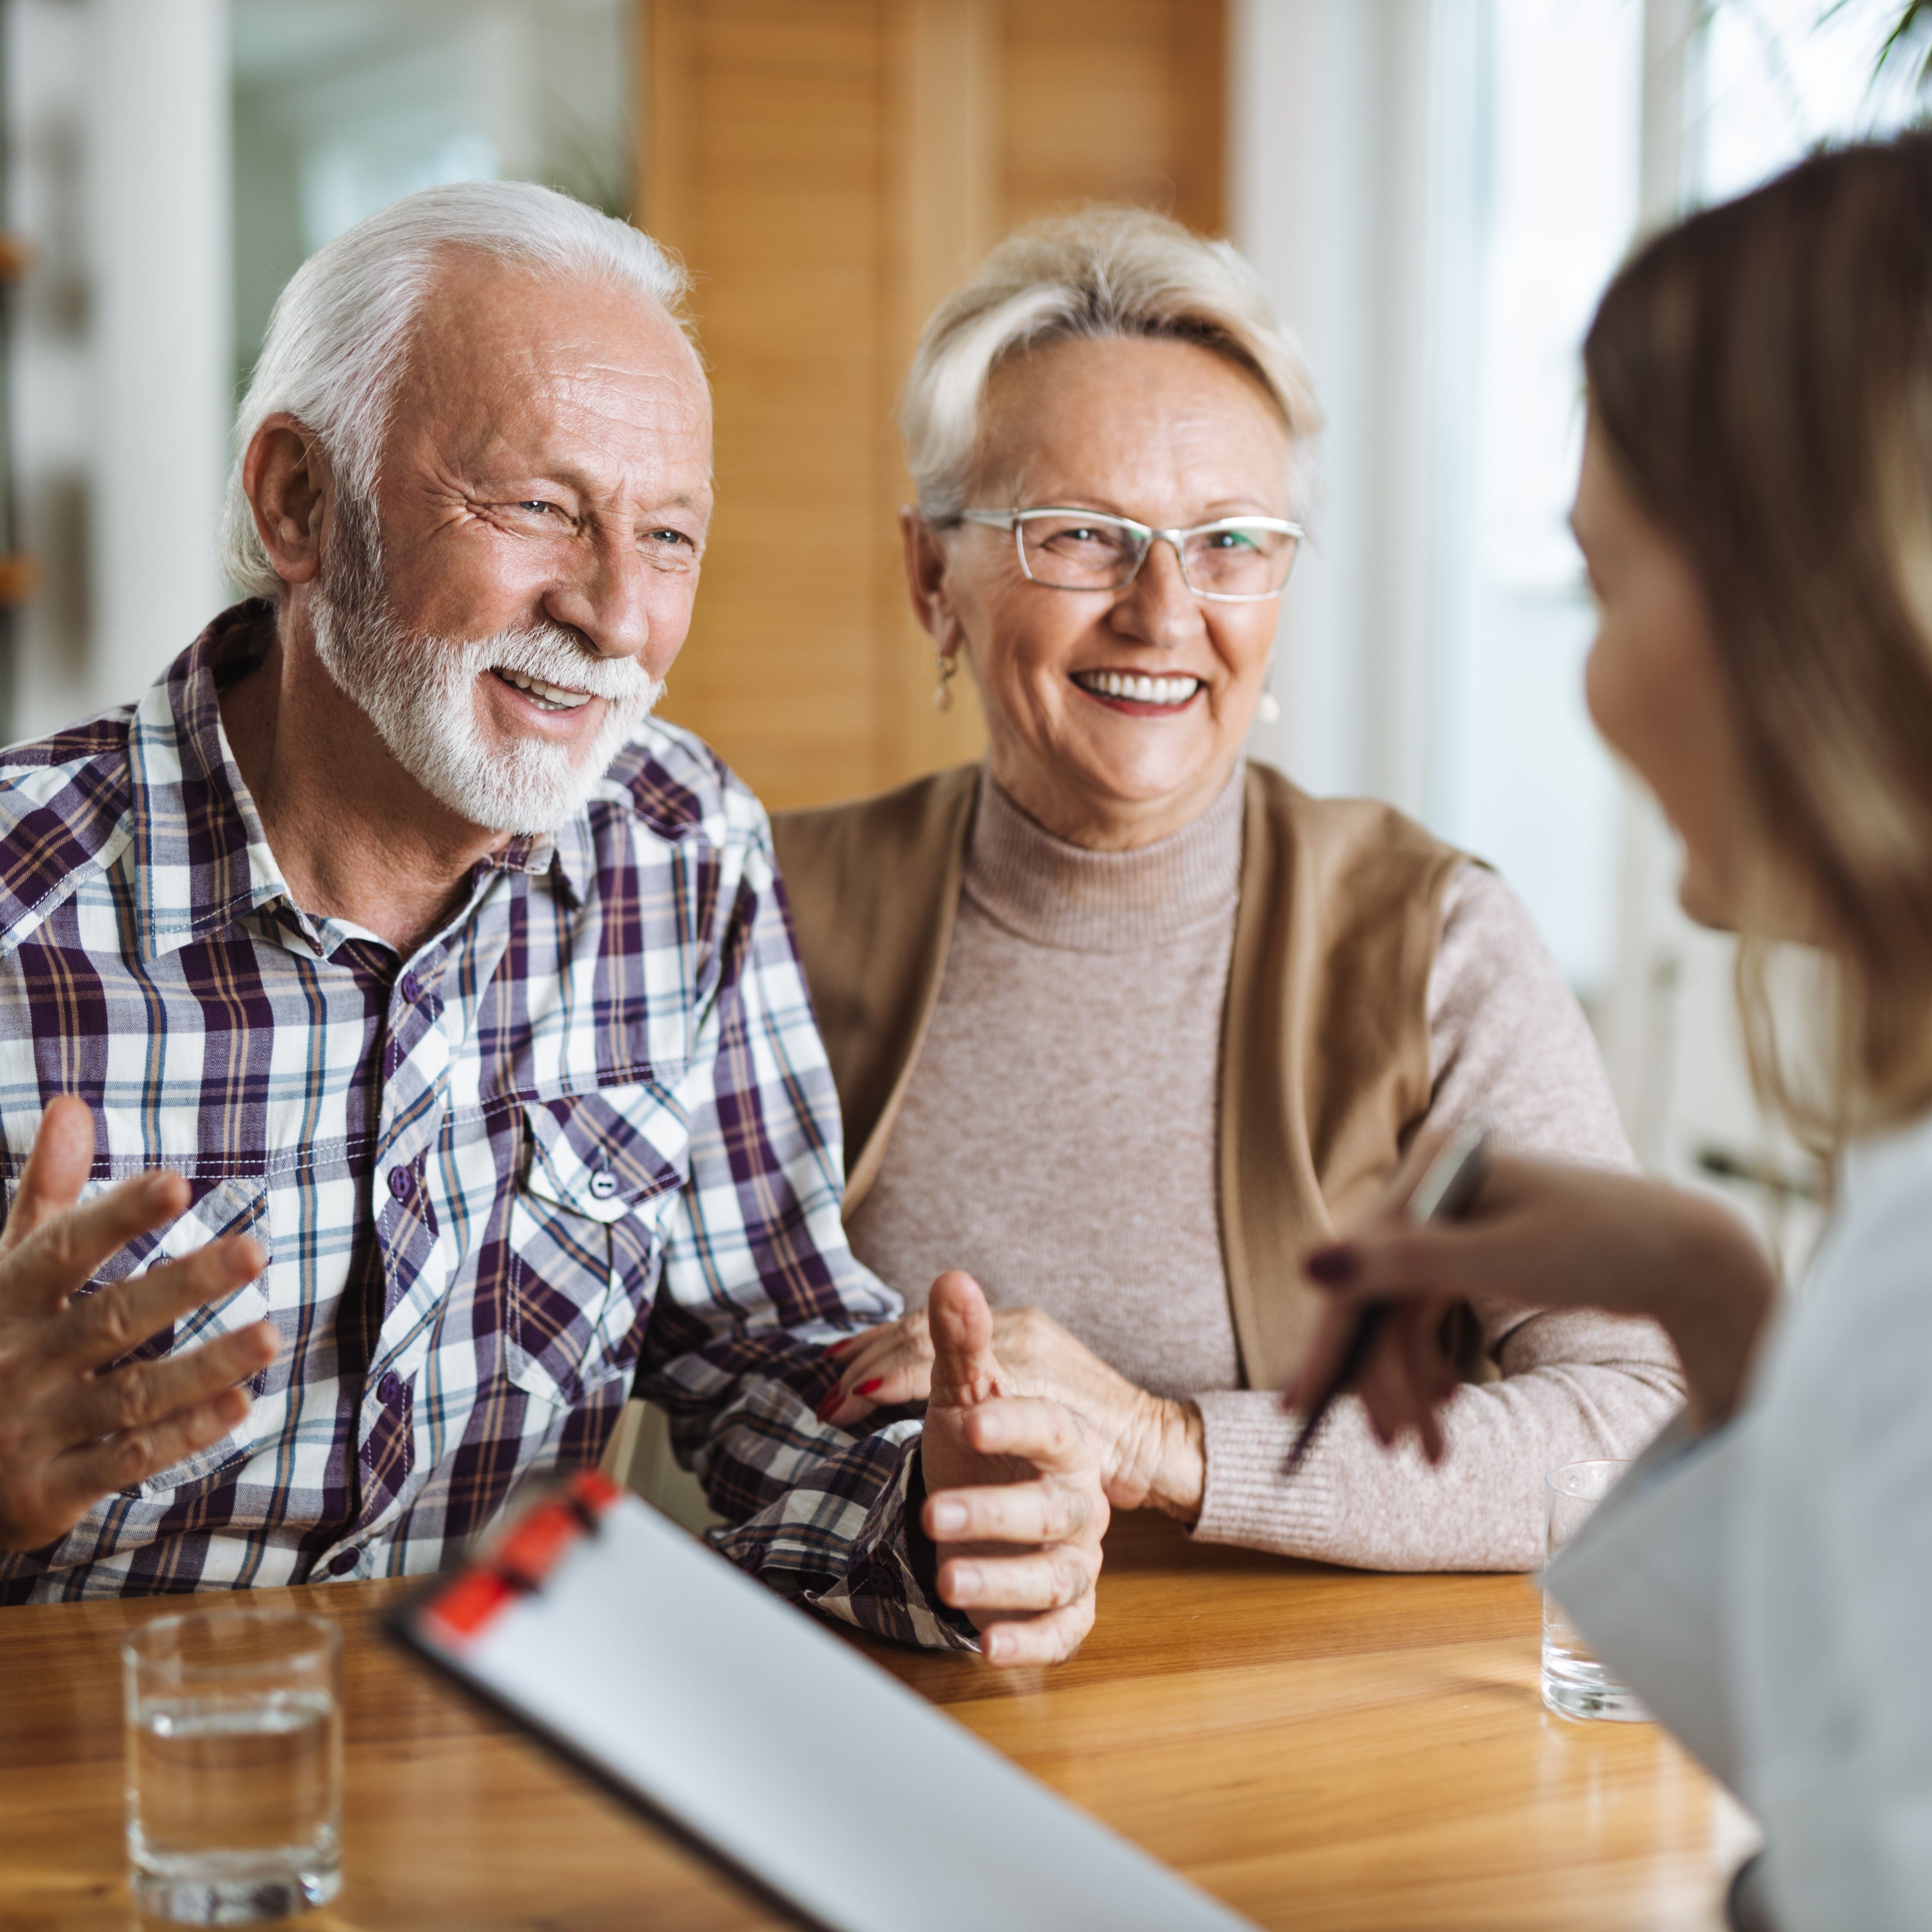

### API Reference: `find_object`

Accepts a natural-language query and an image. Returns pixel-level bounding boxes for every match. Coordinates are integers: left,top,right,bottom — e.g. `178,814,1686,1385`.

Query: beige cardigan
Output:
773,762,1468,1393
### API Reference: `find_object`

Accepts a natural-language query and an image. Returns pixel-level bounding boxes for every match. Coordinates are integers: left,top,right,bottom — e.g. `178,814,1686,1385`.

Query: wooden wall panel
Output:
643,1,892,807
1001,0,1224,233
640,0,1226,811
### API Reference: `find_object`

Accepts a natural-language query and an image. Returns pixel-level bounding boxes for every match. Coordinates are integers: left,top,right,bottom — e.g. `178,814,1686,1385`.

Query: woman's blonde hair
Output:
1584,134,1932,1140
899,206,1321,524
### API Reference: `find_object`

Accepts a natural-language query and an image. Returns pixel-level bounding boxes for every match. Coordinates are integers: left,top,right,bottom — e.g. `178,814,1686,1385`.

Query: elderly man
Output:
0,182,1104,1663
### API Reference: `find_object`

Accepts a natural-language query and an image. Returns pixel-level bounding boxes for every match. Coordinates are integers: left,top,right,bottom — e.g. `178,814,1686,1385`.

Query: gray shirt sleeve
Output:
1192,862,1687,1571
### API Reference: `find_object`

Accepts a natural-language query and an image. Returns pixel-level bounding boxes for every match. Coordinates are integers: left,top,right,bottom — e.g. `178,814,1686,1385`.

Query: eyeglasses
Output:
956,506,1303,603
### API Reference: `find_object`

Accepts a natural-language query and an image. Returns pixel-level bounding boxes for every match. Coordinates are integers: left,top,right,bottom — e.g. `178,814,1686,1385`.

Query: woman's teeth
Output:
494,667,593,712
1074,671,1202,708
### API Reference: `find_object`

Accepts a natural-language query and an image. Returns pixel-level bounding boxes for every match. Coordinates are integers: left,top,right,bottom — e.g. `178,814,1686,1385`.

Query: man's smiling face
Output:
311,252,715,834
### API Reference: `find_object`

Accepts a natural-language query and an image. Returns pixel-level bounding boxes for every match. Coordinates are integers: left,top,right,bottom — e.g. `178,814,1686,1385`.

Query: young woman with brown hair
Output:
1290,133,1932,1932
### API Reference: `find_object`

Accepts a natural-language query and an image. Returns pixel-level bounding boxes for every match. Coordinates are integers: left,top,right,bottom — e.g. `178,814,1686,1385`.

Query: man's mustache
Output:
461,624,662,708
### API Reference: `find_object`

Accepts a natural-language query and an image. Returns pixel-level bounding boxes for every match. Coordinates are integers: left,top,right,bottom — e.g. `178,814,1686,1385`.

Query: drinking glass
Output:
1541,1460,1653,1722
123,1609,343,1923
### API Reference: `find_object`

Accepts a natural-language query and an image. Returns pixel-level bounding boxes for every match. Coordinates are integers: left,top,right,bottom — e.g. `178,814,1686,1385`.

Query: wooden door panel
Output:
646,0,889,806
640,0,1225,809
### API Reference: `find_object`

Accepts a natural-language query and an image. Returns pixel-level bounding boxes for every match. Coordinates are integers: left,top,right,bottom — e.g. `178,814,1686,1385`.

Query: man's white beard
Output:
308,497,663,837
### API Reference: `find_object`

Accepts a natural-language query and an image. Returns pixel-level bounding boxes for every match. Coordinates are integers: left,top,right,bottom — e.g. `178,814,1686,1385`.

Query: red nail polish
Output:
855,1377,883,1398
816,1390,842,1424
827,1336,856,1358
1305,1244,1358,1286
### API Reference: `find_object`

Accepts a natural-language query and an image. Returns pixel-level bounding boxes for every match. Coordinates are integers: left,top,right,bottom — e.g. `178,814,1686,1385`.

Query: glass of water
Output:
122,1609,343,1923
1541,1460,1653,1722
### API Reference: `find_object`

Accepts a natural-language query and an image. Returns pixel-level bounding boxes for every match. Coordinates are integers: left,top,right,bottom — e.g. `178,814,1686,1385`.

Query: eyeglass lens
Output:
1016,514,1296,598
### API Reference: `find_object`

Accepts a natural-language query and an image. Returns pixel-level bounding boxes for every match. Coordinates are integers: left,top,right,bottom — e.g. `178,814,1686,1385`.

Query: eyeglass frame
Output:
953,506,1305,604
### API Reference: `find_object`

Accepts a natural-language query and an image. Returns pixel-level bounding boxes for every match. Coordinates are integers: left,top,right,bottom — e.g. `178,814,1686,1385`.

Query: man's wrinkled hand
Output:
916,1271,1107,1666
0,1096,277,1551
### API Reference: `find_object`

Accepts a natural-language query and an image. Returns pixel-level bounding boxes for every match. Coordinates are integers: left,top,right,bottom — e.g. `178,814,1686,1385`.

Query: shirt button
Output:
589,1170,618,1201
377,1371,403,1405
399,972,421,1004
327,1549,359,1577
387,1166,413,1202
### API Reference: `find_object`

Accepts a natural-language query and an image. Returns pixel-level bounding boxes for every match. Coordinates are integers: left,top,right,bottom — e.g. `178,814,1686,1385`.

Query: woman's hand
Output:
1283,1149,1779,1455
822,1303,1206,1521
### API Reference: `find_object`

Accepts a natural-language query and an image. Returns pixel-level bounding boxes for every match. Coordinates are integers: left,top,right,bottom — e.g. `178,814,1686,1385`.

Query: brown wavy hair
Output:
1584,133,1932,1141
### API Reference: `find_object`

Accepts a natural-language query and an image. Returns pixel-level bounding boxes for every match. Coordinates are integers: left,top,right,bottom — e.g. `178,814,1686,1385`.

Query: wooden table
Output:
0,1514,1755,1931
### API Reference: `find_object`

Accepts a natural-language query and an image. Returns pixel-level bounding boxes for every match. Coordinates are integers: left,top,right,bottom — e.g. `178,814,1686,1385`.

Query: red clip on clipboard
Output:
392,1472,1251,1932
416,1471,621,1644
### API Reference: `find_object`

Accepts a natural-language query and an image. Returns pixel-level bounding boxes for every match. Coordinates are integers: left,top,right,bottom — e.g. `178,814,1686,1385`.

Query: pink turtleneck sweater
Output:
844,769,1684,1571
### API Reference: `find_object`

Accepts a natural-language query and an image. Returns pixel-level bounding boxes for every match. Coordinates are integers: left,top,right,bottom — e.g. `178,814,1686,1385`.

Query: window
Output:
1436,0,1922,1261
230,0,632,404
1430,0,1644,999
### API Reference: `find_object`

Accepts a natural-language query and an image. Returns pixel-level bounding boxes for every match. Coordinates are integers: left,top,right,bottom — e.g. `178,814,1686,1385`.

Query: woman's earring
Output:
933,649,958,712
1258,665,1281,726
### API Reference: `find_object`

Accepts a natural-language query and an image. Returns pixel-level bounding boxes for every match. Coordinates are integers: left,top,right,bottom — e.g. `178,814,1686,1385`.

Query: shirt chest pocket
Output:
505,1088,685,1413
1,1172,275,1498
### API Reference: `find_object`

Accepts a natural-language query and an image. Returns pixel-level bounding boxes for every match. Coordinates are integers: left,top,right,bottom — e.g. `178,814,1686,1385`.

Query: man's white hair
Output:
220,179,692,597
900,206,1322,525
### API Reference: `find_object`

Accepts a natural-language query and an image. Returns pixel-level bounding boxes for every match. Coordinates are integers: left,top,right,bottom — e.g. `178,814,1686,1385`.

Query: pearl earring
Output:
1258,670,1281,726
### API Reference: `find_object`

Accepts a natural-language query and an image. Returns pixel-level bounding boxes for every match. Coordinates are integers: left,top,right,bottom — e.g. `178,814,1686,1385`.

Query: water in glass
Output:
124,1611,342,1924
1540,1593,1652,1722
1541,1458,1653,1722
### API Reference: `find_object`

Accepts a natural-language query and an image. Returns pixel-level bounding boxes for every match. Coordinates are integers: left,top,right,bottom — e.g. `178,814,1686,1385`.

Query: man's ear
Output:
243,414,333,587
900,508,961,653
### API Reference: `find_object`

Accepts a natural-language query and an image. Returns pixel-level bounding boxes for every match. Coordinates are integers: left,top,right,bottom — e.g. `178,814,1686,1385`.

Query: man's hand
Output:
0,1097,277,1551
915,1272,1108,1666
826,1303,1204,1520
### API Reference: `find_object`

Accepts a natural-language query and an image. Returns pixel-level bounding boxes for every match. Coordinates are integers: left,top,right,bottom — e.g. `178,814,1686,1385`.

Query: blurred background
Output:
0,0,1923,1266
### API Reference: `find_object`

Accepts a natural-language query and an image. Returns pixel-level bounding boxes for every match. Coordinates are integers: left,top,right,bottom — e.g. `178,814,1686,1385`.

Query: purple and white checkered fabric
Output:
0,605,968,1648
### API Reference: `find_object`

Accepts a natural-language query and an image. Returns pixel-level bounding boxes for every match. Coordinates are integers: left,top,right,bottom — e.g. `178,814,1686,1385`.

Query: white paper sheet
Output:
398,1489,1254,1932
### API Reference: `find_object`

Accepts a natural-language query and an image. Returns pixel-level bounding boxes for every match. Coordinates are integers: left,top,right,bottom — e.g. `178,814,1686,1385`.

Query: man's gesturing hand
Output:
916,1270,1108,1667
0,1097,277,1551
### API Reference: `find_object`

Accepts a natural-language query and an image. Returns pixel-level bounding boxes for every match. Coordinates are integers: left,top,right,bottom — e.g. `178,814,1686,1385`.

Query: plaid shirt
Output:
0,606,967,1647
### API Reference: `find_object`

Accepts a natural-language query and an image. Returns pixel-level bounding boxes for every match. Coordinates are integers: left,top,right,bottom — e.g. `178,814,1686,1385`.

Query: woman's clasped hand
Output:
825,1293,1208,1519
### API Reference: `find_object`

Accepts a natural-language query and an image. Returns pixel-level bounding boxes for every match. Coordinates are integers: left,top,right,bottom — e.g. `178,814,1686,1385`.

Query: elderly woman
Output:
778,208,1682,1570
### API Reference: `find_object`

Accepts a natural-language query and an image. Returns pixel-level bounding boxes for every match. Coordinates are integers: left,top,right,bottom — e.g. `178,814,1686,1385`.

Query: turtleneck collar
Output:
962,761,1245,954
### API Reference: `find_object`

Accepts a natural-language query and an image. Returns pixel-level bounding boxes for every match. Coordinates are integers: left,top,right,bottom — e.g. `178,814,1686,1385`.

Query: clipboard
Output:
390,1470,1253,1932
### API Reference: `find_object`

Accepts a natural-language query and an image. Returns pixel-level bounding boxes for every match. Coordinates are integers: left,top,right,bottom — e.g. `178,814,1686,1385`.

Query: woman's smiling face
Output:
907,334,1294,849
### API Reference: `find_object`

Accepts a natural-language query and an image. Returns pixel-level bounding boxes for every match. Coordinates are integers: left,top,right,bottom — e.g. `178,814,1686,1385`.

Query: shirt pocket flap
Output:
0,1169,271,1334
520,1090,685,1226
109,1174,273,1368
71,1174,273,1499
88,1170,270,1283
507,1094,682,1412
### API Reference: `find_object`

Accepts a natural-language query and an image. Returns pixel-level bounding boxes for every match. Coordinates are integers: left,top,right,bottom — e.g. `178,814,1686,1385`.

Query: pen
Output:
1283,1124,1491,1478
